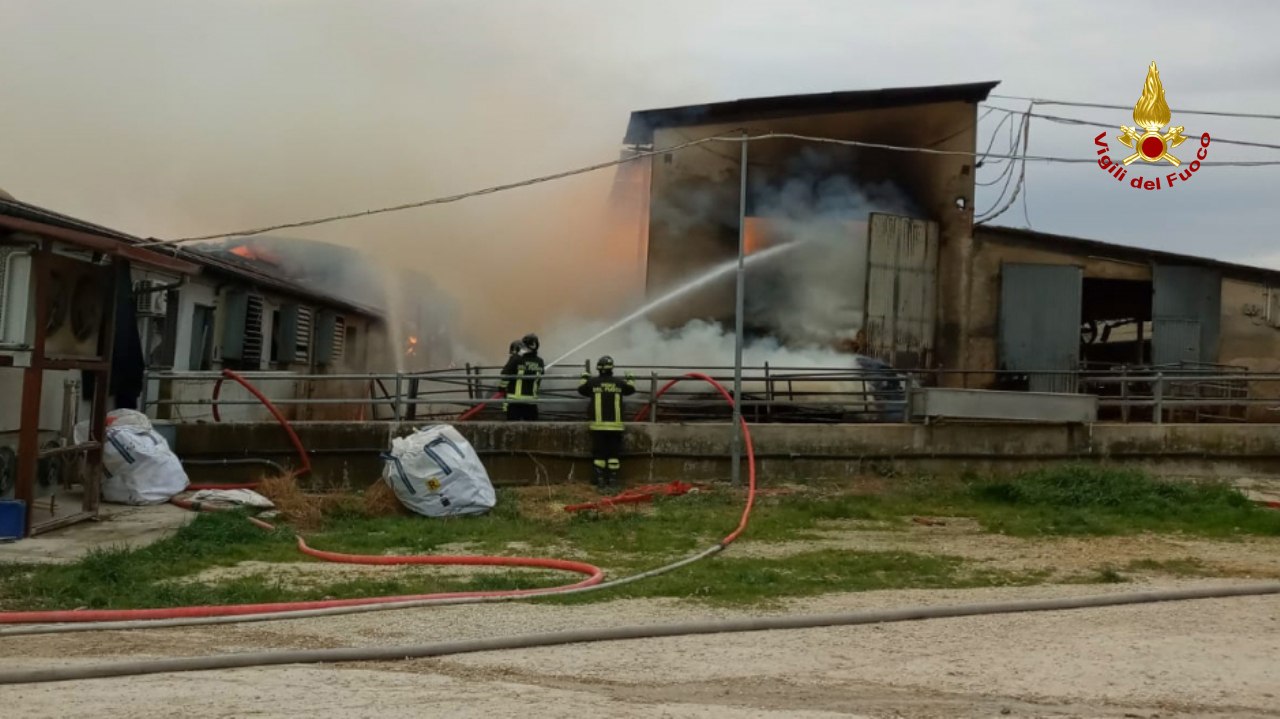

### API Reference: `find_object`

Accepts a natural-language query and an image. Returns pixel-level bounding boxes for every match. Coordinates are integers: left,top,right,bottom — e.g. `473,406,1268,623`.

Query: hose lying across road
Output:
0,372,756,636
2,582,1278,685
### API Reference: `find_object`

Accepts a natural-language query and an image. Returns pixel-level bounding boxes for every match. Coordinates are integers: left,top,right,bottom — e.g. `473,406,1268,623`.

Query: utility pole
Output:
731,132,748,488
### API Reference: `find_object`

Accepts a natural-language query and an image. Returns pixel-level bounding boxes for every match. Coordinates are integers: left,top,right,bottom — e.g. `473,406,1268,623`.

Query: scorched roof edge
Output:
624,80,1001,145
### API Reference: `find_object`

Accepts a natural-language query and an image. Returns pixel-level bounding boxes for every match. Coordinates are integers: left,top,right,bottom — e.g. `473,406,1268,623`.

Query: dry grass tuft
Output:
256,473,354,530
362,477,412,518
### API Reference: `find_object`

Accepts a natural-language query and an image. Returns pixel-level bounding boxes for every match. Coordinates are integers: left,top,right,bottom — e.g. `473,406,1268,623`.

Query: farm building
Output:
623,81,1280,419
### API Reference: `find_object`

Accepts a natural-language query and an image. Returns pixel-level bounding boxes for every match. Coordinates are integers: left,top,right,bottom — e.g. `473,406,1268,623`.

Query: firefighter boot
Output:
605,459,622,494
592,461,608,493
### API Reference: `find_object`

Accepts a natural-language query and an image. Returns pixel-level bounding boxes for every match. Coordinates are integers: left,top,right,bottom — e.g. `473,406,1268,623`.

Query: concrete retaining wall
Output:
168,421,1280,490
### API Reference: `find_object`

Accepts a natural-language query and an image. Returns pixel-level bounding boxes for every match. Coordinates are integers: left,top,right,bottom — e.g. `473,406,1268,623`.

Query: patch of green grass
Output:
959,466,1280,537
2,465,1276,612
550,549,1047,606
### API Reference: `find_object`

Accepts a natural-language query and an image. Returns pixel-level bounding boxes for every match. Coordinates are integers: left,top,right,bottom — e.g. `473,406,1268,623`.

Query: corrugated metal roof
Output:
0,197,382,319
624,80,1001,145
977,225,1280,284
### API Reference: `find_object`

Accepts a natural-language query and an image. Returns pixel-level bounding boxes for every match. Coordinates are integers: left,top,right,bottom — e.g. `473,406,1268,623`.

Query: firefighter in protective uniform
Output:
577,355,635,492
500,334,545,421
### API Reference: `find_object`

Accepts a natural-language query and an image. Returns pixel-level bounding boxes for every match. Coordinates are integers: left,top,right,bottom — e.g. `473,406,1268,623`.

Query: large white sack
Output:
105,409,152,430
381,425,496,518
75,421,189,505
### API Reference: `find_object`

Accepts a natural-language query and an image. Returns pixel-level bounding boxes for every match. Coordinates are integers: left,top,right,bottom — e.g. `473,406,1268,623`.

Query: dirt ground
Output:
2,577,1278,718
3,498,1280,716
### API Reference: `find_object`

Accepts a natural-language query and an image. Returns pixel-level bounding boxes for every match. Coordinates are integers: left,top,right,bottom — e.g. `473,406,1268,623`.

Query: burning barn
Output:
201,235,457,371
625,81,996,371
620,81,1280,423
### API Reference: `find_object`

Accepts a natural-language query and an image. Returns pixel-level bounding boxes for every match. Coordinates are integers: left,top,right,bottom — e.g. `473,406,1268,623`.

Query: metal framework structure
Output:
0,213,197,536
140,364,1280,427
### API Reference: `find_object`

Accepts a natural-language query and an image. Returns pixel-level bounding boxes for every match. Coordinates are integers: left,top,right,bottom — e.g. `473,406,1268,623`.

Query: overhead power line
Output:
990,93,1280,121
146,131,1280,246
982,104,1280,152
976,106,1032,225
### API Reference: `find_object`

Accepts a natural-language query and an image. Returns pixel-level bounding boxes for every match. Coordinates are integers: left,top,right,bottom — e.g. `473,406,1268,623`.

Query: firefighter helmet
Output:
509,340,523,355
596,355,615,373
521,333,540,352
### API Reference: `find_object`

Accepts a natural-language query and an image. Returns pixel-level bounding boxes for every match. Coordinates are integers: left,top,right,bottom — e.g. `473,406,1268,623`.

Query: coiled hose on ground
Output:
0,372,755,636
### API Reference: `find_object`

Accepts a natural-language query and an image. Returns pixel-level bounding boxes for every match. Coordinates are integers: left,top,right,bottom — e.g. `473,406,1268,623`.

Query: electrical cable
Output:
143,130,1280,247
989,93,1280,121
3,582,1277,685
975,113,1020,186
982,104,1280,152
975,111,1024,214
978,111,1032,225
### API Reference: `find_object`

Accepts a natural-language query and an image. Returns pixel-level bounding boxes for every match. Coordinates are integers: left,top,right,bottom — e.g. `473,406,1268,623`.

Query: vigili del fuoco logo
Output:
1094,61,1211,190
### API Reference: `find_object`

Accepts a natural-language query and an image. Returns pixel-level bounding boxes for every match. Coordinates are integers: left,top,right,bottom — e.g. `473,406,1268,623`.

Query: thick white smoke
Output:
744,149,919,348
544,317,854,372
513,146,922,377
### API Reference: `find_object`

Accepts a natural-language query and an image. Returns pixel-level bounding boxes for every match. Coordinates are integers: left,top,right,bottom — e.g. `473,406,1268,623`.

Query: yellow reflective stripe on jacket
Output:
590,390,624,431
509,362,540,400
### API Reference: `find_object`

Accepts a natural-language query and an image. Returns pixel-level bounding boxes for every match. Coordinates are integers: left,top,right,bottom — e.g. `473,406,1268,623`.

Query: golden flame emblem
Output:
1117,62,1187,166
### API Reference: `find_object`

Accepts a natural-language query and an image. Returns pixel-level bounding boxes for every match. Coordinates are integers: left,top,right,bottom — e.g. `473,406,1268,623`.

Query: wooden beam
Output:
15,245,51,537
0,214,200,276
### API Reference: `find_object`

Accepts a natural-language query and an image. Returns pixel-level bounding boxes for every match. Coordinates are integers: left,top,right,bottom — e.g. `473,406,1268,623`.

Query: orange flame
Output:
743,218,771,256
228,244,280,264
405,336,419,357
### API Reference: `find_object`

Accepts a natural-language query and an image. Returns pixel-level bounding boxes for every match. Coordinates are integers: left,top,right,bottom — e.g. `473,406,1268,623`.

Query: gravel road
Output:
3,578,1278,718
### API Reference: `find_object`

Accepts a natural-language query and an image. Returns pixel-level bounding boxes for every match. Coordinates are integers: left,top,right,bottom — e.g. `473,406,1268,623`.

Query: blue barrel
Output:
0,500,25,540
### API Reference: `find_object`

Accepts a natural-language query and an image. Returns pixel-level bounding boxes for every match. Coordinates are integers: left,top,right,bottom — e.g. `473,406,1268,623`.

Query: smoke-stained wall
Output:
643,99,980,371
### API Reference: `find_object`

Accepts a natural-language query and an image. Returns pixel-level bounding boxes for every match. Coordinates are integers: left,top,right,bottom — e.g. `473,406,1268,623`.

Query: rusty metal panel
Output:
999,263,1082,393
863,213,938,368
1153,265,1220,364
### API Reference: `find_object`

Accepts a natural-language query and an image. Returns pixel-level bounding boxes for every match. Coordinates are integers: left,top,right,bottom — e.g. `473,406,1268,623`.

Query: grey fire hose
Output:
2,582,1277,685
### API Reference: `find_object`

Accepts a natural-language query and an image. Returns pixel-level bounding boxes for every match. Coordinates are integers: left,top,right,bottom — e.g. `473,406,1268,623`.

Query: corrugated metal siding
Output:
1153,317,1201,364
863,213,938,368
1153,265,1221,364
999,263,1082,393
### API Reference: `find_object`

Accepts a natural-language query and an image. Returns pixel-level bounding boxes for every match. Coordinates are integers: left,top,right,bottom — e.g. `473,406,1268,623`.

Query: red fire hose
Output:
458,391,503,421
215,369,312,477
0,372,756,627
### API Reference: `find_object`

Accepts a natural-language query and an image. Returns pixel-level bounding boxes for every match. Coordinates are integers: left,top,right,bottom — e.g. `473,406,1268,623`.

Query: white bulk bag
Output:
75,421,190,505
381,425,495,518
105,409,153,430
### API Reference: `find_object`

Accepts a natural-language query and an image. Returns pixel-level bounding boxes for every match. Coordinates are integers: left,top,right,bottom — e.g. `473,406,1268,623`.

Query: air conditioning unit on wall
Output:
134,279,168,317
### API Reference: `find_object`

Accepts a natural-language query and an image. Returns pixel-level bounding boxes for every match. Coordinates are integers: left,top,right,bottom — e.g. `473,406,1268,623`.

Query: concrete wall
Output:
1217,277,1280,421
645,100,979,371
0,368,77,434
169,420,1280,490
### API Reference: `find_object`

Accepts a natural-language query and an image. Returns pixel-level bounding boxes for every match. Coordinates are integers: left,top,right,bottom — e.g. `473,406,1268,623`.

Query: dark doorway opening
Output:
1080,277,1152,369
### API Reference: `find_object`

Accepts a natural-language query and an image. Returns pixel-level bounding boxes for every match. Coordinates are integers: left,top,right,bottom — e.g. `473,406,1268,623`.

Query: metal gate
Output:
863,213,938,368
1152,265,1221,365
999,263,1082,393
